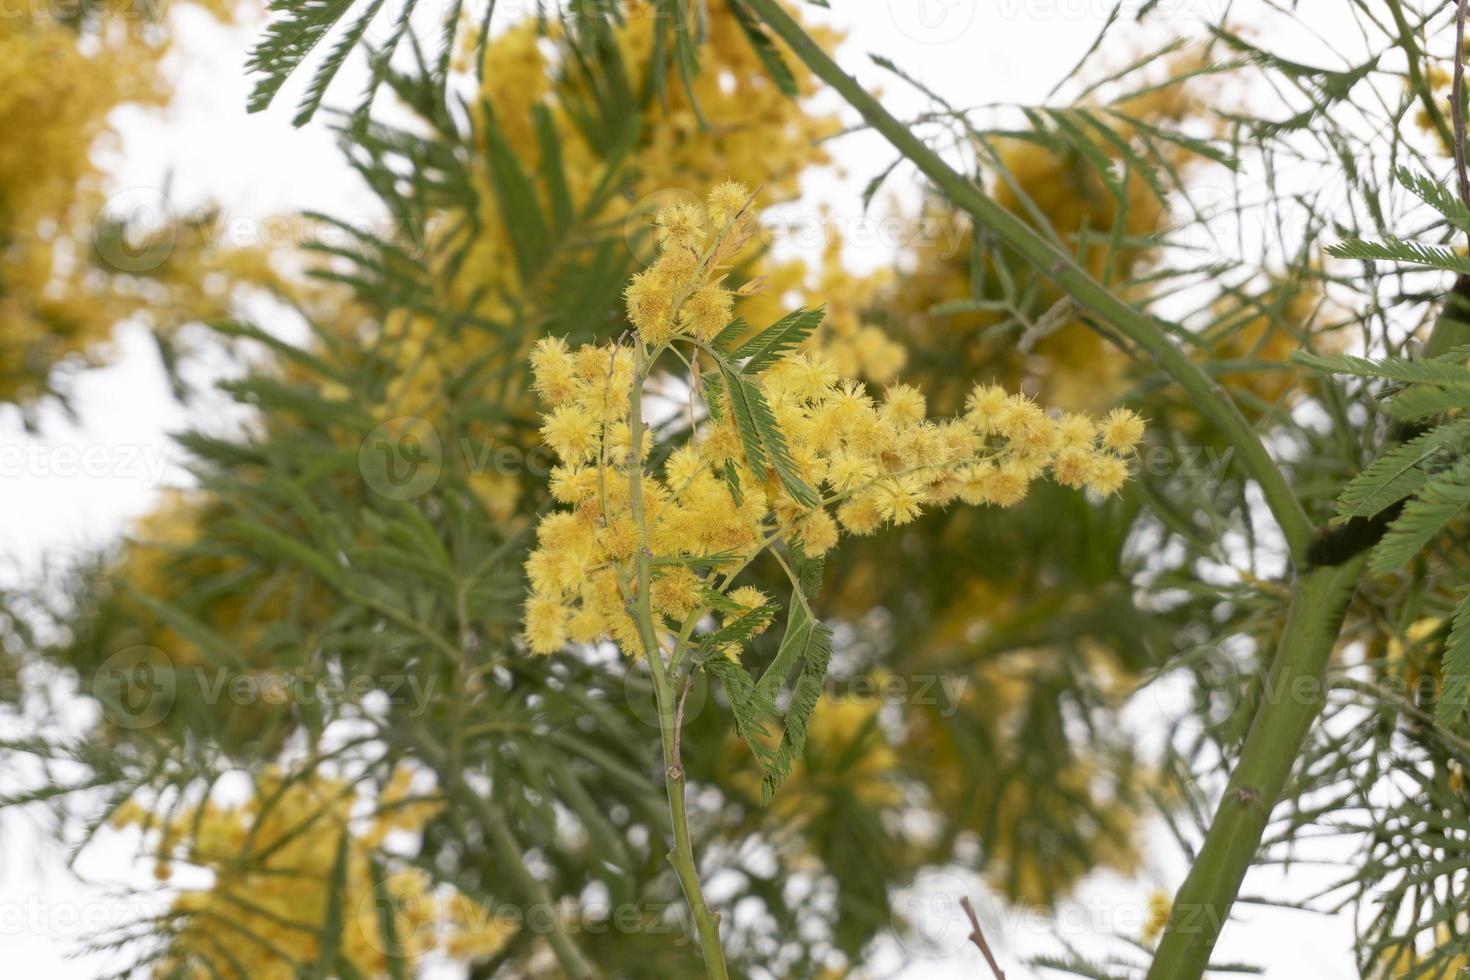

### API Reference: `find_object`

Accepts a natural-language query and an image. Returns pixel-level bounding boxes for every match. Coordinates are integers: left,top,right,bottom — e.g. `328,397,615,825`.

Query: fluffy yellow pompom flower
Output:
541,404,601,461
525,595,571,654
530,336,577,404
707,180,755,230
680,283,735,340
965,383,1011,433
1100,407,1147,453
655,202,706,251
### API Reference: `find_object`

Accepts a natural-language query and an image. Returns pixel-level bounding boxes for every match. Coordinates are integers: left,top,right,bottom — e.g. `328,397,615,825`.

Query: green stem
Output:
742,0,1314,565
1386,0,1456,150
405,728,601,979
627,344,731,980
1142,555,1364,979
1146,290,1470,978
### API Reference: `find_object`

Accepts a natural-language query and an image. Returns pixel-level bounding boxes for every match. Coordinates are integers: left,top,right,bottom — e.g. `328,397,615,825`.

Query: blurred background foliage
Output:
4,0,1470,977
0,0,281,417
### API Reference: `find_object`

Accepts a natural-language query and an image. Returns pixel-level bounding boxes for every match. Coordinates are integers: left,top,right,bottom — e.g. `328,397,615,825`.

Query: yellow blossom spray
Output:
522,183,1143,976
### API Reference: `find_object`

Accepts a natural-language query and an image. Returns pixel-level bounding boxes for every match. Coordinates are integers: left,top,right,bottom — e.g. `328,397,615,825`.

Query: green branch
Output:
741,0,1315,566
1143,555,1365,978
405,727,602,980
627,342,731,980
1146,284,1470,977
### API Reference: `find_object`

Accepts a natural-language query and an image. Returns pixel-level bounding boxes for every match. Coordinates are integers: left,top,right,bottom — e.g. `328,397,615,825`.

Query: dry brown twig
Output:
1455,0,1470,244
959,895,1007,980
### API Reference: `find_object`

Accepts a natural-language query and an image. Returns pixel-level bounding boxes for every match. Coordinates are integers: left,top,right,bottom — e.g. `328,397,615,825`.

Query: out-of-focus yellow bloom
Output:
1142,888,1171,945
112,768,513,978
0,1,270,407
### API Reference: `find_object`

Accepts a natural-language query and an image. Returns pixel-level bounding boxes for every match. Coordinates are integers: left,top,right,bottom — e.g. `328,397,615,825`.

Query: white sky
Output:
0,1,1363,977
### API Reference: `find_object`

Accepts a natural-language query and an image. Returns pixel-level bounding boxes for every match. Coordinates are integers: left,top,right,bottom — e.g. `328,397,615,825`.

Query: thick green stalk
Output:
626,344,730,980
1144,283,1470,976
741,0,1314,565
406,728,602,979
1142,555,1365,978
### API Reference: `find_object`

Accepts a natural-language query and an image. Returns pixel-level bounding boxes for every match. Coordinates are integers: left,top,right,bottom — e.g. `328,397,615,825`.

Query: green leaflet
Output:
120,584,247,670
1322,238,1470,275
718,363,820,507
246,0,364,122
1336,420,1470,520
696,603,776,658
760,612,833,804
755,588,820,703
1293,349,1470,388
726,0,798,97
1385,383,1470,422
533,104,574,234
306,829,351,980
733,307,825,375
704,562,834,804
367,855,408,980
1394,167,1470,234
480,103,551,282
703,657,777,769
702,608,833,805
1305,337,1470,728
708,315,750,353
719,362,767,473
1370,474,1470,575
1437,594,1470,726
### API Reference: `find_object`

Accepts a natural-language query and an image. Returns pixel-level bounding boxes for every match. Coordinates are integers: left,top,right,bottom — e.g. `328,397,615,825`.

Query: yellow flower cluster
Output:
111,768,513,978
521,186,1144,655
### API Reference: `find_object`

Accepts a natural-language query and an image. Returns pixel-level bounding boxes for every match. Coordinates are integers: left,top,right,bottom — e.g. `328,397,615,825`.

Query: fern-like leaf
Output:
246,0,360,122
1370,474,1470,574
1323,238,1470,275
1336,420,1470,520
734,307,825,374
1436,592,1470,726
1394,167,1470,233
760,611,833,804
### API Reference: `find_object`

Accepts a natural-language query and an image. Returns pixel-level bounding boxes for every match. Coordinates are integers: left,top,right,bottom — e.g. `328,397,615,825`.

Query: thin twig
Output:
1454,0,1470,251
959,896,1007,980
